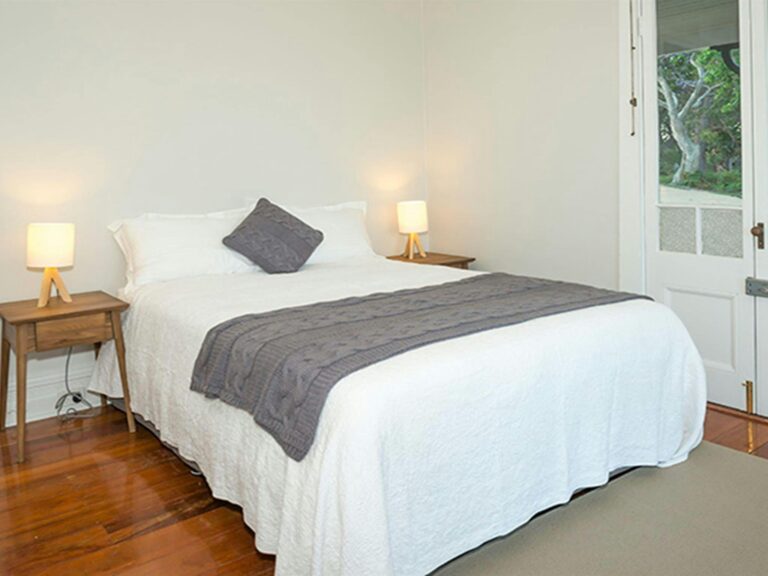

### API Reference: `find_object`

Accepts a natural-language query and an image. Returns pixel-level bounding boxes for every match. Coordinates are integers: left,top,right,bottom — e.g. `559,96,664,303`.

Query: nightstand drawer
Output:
35,313,114,351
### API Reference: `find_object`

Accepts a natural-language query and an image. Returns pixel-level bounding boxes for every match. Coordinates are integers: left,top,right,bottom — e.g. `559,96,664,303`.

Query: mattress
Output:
90,255,706,576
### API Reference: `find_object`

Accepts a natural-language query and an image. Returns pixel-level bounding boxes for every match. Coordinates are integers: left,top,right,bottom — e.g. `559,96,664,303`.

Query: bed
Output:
90,252,706,576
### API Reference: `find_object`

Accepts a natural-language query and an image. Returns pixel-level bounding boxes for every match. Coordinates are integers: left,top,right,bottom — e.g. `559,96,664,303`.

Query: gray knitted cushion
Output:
223,198,324,273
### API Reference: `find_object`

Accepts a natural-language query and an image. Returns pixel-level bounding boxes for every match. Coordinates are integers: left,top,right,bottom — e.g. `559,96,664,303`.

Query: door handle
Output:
751,223,764,249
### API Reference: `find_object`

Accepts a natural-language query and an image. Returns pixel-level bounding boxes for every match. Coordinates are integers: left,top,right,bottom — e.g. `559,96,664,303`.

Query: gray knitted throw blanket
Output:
190,273,647,461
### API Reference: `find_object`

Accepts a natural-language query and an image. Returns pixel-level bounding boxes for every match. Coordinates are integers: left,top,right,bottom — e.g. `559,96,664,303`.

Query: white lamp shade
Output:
27,223,75,268
397,201,429,234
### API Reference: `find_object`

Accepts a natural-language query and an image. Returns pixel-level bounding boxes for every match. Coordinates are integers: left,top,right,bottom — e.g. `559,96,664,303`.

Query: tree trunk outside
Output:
669,111,702,184
658,53,711,185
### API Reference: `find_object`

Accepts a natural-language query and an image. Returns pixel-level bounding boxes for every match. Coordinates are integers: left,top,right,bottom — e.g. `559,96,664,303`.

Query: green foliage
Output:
664,170,742,197
658,47,742,196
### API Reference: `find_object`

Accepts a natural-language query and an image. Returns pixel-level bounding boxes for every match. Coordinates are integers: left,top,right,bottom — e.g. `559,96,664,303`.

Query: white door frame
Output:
752,0,768,415
618,0,646,294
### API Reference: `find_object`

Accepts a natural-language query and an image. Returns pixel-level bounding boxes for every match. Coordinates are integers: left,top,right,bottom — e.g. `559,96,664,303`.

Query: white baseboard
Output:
4,366,97,428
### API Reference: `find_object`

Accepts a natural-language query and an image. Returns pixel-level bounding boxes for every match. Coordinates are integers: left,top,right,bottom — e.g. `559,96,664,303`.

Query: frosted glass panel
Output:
660,207,696,254
701,209,742,258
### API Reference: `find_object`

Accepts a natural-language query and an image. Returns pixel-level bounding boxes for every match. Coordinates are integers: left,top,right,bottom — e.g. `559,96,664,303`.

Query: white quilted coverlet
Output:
90,256,706,576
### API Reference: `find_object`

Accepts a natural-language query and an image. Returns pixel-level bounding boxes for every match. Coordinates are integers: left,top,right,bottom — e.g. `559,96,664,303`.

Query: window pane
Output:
657,0,742,207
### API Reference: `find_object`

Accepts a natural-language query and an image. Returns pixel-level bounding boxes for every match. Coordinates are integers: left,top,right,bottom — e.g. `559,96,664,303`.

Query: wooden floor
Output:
1,404,766,575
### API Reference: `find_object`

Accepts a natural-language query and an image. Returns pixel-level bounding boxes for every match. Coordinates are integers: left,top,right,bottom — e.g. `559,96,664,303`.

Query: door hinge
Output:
751,222,764,249
746,277,768,297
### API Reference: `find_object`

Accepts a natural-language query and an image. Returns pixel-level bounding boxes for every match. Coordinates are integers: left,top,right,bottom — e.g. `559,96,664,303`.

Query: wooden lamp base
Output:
38,267,72,308
402,233,427,260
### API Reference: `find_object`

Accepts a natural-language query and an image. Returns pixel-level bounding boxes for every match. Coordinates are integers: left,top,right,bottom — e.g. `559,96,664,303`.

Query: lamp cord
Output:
55,347,97,421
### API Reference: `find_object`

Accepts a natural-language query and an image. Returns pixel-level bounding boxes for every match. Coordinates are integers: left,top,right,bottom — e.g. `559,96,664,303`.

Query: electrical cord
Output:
55,347,97,421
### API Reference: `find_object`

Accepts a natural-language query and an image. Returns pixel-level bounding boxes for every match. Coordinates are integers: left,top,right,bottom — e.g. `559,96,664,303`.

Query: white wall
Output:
423,0,620,289
0,0,427,424
0,0,622,426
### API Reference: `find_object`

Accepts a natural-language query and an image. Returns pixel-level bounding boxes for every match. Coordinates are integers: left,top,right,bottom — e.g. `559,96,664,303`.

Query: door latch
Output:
751,222,765,249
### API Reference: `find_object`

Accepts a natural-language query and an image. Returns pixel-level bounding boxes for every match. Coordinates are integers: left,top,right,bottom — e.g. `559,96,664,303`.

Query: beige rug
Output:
434,442,768,576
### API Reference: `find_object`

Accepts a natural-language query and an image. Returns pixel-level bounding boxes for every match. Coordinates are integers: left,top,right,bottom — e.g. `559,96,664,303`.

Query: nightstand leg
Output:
0,335,9,431
15,327,27,463
94,343,107,407
110,311,136,434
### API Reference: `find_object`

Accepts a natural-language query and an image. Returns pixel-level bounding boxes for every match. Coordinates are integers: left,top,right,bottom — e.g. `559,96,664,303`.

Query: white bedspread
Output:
90,256,706,576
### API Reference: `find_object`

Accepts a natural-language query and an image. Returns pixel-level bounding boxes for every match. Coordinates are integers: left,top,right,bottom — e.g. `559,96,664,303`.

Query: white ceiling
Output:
658,0,739,54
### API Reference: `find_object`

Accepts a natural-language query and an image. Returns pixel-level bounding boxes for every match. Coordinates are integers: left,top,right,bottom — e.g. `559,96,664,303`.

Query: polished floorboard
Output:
0,404,765,575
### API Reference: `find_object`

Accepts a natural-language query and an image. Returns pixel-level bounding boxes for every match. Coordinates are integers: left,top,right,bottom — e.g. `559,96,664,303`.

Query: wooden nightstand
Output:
0,291,136,463
387,252,476,270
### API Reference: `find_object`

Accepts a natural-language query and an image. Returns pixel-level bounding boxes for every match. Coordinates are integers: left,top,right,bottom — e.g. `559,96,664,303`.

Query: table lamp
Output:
27,223,75,308
397,200,428,259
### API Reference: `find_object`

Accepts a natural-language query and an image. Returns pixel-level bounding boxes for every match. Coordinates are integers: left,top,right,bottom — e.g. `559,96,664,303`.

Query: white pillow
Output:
280,201,375,264
109,207,256,288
